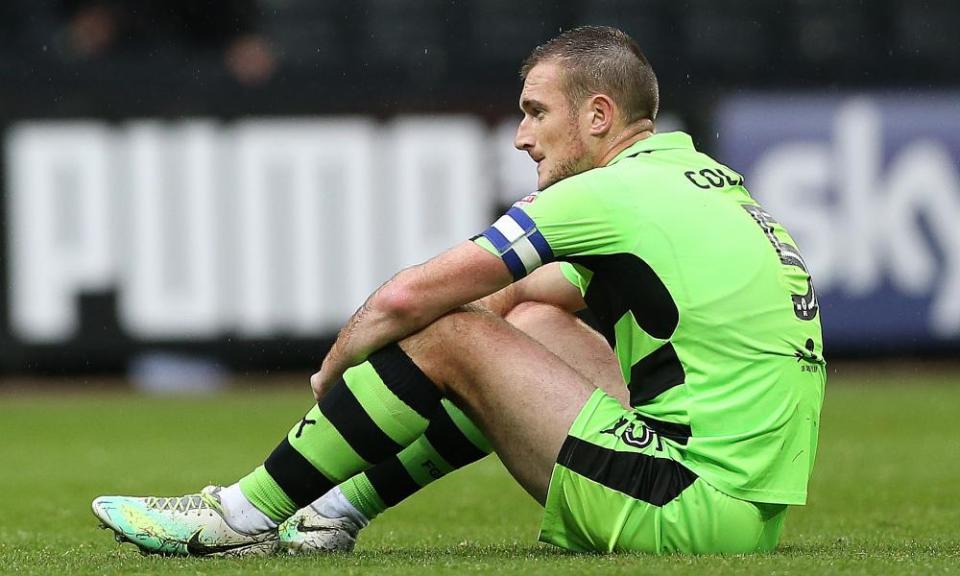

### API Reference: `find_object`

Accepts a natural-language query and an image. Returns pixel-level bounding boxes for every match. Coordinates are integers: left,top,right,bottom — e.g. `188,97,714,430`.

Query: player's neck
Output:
597,121,655,167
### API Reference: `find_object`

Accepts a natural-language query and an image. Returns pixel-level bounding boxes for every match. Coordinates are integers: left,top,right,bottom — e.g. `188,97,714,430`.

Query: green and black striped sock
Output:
338,398,492,520
238,344,441,522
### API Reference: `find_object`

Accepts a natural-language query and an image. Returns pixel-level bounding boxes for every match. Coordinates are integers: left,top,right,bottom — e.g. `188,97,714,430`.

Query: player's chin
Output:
538,172,569,191
537,168,557,190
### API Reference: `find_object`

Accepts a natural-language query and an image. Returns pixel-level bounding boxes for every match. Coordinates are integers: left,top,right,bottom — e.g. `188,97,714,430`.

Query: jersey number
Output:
742,204,819,321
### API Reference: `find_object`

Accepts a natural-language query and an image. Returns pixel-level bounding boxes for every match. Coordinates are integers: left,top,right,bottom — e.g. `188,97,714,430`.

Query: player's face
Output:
514,61,593,190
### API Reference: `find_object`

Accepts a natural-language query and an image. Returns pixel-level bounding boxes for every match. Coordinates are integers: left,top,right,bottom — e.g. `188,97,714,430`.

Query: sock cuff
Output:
340,474,386,521
441,399,493,453
238,466,299,523
219,483,277,534
367,343,441,418
423,401,492,468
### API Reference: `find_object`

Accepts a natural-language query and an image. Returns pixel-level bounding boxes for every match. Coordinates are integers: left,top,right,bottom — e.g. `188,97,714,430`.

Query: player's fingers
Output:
310,371,323,401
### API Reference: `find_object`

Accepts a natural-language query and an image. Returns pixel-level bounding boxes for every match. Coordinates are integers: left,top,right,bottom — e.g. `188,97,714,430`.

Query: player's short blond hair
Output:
520,26,660,124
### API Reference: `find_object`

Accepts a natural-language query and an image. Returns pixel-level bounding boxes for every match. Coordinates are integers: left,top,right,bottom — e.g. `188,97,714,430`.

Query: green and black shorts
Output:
540,389,788,554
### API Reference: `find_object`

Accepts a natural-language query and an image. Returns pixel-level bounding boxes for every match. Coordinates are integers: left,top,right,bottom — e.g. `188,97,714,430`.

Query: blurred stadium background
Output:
1,0,959,380
2,1,959,573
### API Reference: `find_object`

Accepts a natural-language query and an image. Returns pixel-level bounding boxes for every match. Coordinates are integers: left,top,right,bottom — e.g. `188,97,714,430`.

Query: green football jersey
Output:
475,131,825,505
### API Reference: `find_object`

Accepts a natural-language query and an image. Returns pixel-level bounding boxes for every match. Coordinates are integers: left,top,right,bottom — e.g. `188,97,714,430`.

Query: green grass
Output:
1,366,959,575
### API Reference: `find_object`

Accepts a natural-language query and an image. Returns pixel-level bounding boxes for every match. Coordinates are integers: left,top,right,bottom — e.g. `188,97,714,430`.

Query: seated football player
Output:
92,25,825,556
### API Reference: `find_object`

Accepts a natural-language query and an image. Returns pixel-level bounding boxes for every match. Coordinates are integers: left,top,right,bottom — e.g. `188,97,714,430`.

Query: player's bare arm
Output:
476,262,586,317
312,241,512,399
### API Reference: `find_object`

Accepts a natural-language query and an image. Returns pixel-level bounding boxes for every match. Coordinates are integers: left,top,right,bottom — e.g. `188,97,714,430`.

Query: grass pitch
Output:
1,366,958,575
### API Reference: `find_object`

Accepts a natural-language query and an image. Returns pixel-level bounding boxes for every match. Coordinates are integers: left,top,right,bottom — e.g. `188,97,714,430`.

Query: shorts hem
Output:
538,388,609,551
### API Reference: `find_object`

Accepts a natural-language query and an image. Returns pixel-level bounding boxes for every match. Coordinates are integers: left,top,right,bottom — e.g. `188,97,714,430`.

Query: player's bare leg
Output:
280,302,626,553
91,303,610,554
399,305,600,504
505,302,627,406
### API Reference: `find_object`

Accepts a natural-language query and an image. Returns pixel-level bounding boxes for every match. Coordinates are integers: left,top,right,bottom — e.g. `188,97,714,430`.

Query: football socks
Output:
239,344,441,522
339,399,492,520
219,483,277,534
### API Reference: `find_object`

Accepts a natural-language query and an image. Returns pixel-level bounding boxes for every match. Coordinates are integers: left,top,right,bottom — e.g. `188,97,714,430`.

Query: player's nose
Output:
514,117,534,151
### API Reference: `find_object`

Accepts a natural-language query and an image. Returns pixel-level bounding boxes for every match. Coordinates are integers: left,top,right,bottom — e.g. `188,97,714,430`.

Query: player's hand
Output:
310,353,346,401
309,369,330,401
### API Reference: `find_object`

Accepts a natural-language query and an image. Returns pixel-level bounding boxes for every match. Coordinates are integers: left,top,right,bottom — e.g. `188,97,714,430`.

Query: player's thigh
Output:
400,307,596,504
504,302,627,406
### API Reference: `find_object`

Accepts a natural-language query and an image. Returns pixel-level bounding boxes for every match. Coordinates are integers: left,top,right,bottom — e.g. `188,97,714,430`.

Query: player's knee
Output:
399,306,498,379
424,304,497,337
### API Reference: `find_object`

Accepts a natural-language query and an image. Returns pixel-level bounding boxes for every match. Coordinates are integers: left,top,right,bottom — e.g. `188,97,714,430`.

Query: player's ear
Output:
587,94,615,137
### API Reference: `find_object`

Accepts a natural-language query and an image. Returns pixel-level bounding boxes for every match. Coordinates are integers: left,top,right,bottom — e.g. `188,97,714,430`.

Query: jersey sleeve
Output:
472,176,620,280
472,205,555,280
560,262,593,295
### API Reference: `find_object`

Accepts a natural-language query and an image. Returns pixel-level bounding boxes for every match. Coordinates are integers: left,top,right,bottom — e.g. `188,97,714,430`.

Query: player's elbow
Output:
374,274,427,325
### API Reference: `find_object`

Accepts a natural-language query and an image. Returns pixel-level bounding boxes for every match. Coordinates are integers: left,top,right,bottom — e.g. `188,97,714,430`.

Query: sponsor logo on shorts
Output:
600,416,658,450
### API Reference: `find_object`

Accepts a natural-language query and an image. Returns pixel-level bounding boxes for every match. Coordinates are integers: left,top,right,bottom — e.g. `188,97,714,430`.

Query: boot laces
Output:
145,488,221,513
